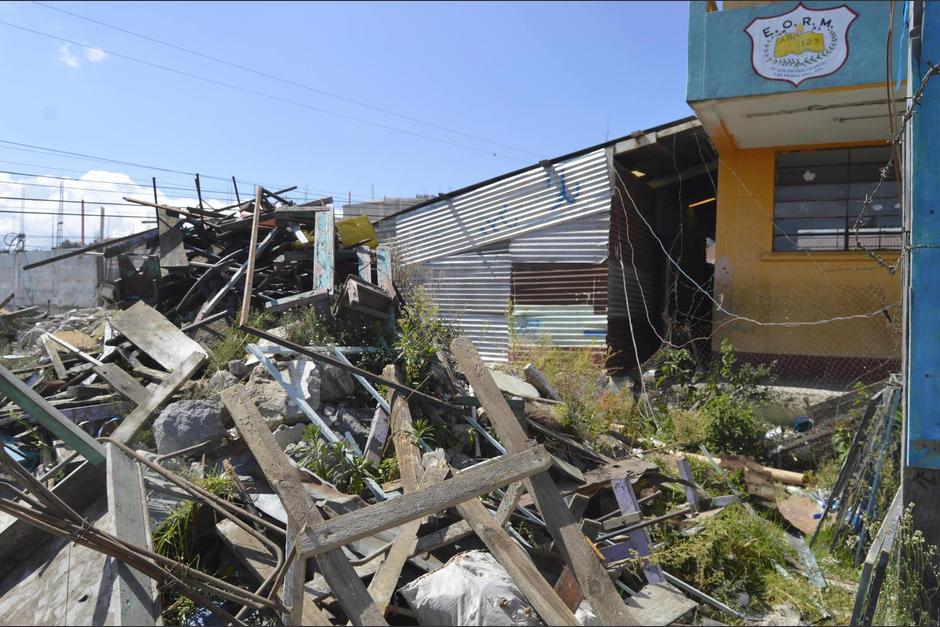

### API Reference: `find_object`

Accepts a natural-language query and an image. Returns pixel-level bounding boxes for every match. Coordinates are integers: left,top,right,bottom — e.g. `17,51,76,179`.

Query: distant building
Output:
342,196,433,221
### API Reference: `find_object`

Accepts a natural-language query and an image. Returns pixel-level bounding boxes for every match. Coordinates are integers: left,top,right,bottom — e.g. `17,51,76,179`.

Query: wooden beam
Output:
110,301,207,371
367,450,449,613
156,207,188,273
297,446,552,558
91,363,149,406
451,336,638,626
239,187,264,327
384,364,422,492
611,477,663,584
0,363,105,466
21,228,158,270
39,334,67,379
106,443,159,625
220,384,388,626
110,352,205,444
215,519,330,626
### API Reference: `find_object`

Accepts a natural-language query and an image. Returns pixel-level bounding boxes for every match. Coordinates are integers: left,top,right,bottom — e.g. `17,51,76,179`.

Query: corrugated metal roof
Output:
393,149,611,265
509,212,609,263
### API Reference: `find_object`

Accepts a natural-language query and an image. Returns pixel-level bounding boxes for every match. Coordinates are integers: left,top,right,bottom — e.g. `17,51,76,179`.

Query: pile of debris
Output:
0,190,901,626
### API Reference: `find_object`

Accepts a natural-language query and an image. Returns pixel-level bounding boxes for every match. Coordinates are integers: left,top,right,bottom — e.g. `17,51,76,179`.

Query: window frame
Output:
771,145,902,253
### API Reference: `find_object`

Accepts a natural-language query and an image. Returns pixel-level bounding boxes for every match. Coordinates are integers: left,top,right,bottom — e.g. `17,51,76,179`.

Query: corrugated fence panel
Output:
511,305,608,349
413,245,511,363
512,263,608,312
393,149,611,264
508,212,610,263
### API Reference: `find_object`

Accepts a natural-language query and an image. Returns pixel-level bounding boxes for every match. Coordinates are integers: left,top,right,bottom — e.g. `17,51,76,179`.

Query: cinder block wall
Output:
0,252,101,308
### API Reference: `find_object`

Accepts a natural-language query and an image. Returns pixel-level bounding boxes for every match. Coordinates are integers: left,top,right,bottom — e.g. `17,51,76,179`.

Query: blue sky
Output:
0,1,693,246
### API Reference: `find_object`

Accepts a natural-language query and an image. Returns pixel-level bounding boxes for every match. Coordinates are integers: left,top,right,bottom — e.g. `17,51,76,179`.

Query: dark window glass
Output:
773,146,901,251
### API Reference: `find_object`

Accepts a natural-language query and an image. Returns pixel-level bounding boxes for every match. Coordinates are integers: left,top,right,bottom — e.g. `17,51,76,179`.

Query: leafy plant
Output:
295,430,373,495
703,394,765,458
206,310,274,372
394,287,454,389
411,417,438,448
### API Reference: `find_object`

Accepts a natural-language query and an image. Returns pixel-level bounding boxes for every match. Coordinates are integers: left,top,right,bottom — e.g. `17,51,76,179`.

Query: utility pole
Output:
80,199,85,246
99,207,105,242
904,0,940,605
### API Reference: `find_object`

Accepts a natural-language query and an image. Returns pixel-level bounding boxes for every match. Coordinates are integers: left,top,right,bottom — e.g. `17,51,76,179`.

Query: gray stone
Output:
228,359,256,378
244,369,305,428
273,423,307,450
153,400,226,455
333,403,369,448
487,369,540,400
316,354,356,401
203,369,237,401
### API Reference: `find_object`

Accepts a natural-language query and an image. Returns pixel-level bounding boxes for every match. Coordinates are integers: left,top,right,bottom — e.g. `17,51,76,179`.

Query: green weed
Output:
394,287,454,389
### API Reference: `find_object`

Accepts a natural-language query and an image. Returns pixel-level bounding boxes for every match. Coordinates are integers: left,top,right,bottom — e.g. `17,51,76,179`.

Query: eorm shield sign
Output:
745,3,858,87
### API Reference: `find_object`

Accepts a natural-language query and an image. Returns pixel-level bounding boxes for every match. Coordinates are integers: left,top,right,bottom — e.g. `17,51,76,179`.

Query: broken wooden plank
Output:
0,363,105,466
110,352,205,444
367,450,449,613
297,445,552,558
451,336,638,626
375,244,394,297
39,334,67,379
221,384,388,626
384,364,422,492
625,583,697,625
156,207,188,274
105,443,159,625
111,301,207,371
215,519,330,626
91,363,149,406
313,210,335,294
363,406,389,467
239,187,264,327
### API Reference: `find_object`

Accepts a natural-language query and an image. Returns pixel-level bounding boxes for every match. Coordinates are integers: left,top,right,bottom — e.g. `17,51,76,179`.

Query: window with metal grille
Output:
773,146,902,252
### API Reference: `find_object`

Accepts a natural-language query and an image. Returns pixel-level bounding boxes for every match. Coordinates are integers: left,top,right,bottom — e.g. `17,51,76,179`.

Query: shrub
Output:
703,394,765,457
665,407,709,448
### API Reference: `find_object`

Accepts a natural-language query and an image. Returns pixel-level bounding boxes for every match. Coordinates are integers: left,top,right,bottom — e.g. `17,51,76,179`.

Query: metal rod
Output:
240,324,458,412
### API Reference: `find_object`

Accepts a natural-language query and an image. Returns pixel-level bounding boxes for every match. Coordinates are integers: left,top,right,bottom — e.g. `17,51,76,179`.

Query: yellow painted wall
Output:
712,139,902,361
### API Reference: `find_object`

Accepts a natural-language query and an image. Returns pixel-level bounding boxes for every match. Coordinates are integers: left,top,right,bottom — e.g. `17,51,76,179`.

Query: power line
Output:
33,1,545,160
0,150,375,203
0,195,153,208
0,207,150,218
0,19,529,162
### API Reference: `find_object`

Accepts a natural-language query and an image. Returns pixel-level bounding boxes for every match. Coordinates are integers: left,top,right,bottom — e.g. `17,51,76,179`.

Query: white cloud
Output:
57,44,79,68
84,47,106,63
0,169,233,250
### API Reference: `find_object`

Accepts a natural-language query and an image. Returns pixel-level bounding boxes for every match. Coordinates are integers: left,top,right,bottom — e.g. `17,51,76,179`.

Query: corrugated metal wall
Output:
411,245,512,363
393,150,612,265
384,148,650,364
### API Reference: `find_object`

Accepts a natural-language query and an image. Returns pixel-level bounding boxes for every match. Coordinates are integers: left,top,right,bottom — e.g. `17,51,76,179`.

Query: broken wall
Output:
0,251,101,309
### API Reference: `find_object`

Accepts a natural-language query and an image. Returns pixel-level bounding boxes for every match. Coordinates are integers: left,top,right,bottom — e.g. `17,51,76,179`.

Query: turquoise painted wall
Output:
687,0,906,102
